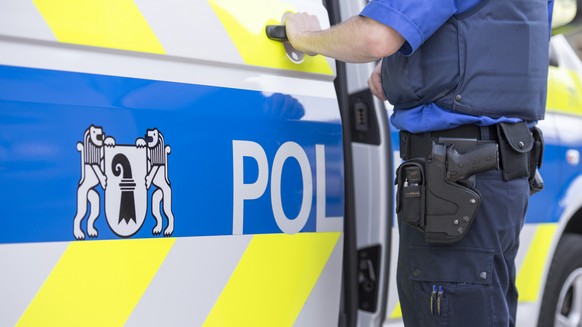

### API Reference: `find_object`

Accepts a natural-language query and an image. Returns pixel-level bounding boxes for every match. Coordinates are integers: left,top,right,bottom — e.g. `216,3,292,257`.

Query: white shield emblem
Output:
104,145,147,237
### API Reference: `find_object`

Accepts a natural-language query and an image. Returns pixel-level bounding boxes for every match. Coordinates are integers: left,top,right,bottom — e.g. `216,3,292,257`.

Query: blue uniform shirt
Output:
360,0,554,133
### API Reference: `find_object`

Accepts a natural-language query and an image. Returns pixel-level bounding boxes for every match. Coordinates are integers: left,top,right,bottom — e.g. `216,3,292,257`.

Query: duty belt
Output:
399,125,499,161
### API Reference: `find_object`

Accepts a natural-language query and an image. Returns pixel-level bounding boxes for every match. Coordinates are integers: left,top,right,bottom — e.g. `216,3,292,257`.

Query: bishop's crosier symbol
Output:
72,125,174,239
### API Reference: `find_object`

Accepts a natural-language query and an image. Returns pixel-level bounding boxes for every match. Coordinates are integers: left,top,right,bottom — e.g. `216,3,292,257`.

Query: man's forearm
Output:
287,15,404,63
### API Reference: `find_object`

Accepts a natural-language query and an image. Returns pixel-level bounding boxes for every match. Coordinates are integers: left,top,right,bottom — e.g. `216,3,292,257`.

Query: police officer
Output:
286,0,554,326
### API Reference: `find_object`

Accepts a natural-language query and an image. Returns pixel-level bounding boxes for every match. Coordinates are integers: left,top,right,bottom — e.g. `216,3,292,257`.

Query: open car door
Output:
324,1,395,326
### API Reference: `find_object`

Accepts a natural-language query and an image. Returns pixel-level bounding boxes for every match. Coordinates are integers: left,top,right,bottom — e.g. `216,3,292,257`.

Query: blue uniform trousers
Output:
397,170,530,326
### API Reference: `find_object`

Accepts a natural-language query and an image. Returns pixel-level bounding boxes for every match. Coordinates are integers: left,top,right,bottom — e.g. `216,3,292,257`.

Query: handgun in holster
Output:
396,141,499,243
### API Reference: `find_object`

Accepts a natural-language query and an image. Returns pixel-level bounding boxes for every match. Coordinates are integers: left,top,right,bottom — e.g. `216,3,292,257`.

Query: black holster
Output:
396,143,483,244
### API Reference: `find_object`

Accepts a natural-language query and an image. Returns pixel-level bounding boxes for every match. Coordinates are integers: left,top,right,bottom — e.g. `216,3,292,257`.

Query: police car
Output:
0,0,580,326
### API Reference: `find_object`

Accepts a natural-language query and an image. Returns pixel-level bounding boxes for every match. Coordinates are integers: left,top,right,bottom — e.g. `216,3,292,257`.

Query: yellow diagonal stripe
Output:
390,302,402,319
33,0,165,54
208,0,333,75
17,238,175,327
203,232,341,327
516,223,558,302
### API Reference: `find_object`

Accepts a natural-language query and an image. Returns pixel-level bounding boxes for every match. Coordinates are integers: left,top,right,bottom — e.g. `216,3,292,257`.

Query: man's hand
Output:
368,61,387,101
285,12,322,56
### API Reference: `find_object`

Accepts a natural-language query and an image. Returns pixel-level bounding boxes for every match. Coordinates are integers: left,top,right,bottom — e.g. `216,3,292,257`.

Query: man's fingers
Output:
369,62,386,101
285,12,321,55
369,73,386,101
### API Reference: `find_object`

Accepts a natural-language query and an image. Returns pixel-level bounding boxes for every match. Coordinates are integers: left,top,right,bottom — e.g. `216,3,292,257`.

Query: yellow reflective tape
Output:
17,238,175,327
547,66,582,116
208,0,333,75
203,232,341,327
390,301,402,319
33,0,165,54
516,223,558,302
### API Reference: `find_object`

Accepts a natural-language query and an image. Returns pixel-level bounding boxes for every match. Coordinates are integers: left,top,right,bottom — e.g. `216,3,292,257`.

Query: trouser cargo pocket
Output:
409,245,495,326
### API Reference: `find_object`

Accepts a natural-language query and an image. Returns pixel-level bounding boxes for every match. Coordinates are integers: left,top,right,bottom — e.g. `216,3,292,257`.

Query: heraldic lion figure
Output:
73,125,115,240
145,128,174,236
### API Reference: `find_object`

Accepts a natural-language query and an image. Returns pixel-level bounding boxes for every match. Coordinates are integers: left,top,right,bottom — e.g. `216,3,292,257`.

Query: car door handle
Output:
266,25,288,42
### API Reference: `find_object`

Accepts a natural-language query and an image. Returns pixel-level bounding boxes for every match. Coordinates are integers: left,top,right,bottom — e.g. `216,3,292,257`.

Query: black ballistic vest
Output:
382,0,549,120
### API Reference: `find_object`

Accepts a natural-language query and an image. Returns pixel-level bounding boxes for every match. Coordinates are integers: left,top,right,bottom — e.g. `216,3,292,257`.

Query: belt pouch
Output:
395,160,426,230
497,122,534,180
